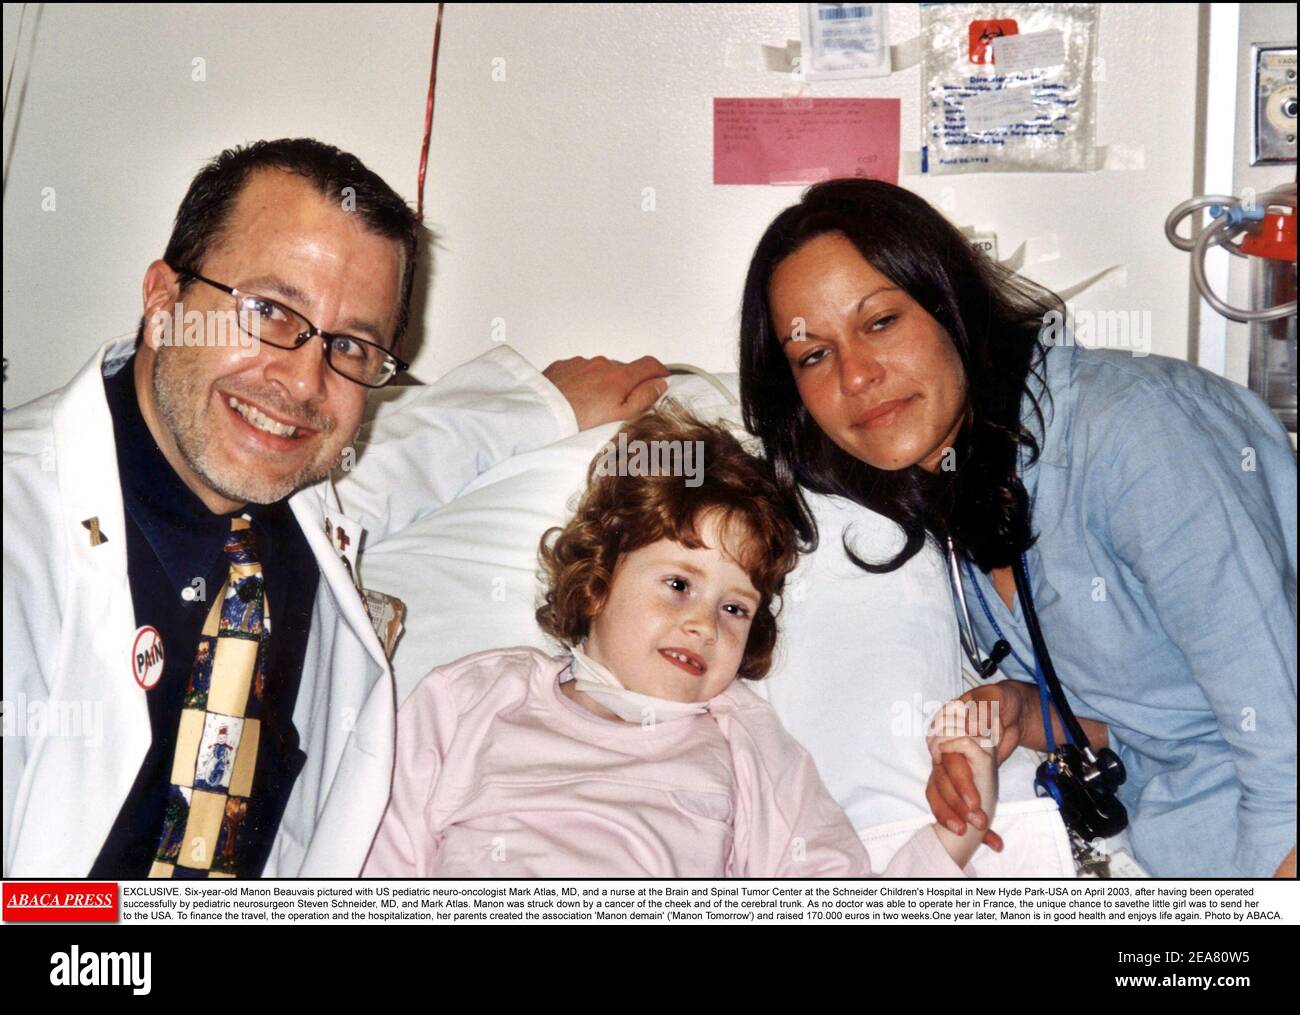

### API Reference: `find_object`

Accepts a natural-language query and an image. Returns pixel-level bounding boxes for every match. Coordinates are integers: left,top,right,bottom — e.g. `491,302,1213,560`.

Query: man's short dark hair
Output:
136,137,423,351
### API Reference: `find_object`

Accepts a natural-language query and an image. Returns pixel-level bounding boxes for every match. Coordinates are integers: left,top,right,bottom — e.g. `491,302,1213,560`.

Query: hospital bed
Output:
361,369,1075,877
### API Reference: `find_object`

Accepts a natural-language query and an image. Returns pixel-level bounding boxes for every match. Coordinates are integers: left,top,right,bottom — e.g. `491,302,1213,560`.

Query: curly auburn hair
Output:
536,403,803,681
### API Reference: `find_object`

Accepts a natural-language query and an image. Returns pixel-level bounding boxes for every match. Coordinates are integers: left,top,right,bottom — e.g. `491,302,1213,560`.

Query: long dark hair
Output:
739,179,1063,574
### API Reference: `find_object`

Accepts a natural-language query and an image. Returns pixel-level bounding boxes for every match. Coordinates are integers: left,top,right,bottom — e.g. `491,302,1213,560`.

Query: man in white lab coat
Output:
2,138,666,878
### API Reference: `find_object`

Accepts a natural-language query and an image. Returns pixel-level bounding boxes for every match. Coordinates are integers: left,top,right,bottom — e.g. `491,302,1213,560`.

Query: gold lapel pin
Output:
81,517,108,546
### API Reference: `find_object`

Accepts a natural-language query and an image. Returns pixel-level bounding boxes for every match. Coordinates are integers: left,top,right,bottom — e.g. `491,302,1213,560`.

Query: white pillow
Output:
360,371,1071,875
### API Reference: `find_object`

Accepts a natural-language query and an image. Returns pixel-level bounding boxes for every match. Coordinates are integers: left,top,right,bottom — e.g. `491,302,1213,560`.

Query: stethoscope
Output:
947,537,1012,684
945,536,1129,839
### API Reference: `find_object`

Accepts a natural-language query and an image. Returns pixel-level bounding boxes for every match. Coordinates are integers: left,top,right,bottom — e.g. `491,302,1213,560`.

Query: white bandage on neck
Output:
567,644,709,725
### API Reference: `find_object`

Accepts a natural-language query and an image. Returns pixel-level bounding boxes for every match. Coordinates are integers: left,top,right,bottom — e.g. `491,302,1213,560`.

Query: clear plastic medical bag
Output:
920,3,1099,174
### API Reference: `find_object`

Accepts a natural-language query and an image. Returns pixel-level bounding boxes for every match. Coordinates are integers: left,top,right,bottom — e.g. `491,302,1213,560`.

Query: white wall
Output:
4,3,1204,409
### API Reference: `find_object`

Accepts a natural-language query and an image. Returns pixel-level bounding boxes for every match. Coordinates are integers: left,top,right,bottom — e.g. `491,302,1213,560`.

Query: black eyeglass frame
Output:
172,267,410,389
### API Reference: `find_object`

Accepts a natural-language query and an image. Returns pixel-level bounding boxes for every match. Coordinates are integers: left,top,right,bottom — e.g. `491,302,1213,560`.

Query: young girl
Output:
363,406,995,877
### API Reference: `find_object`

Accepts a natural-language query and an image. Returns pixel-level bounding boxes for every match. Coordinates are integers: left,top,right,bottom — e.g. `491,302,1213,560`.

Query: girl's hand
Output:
925,688,1023,849
929,735,1000,869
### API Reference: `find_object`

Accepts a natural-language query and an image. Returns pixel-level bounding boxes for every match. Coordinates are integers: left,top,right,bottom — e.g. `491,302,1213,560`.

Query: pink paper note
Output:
713,97,900,186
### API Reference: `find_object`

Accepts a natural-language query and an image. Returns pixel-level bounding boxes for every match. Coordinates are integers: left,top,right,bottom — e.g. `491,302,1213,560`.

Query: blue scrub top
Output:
959,340,1297,877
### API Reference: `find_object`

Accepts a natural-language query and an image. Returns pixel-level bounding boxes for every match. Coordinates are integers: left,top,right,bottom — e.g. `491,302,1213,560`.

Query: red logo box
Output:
969,19,1019,64
3,883,119,922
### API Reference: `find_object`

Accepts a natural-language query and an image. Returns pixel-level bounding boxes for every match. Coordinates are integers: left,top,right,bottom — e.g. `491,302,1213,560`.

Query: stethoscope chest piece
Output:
945,536,1129,840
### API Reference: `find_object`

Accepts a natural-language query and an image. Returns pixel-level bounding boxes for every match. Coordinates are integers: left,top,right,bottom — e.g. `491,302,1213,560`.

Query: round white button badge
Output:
131,626,165,690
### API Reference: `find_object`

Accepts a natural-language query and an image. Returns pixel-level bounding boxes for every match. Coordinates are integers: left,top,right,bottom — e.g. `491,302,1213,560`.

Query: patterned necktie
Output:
150,516,268,878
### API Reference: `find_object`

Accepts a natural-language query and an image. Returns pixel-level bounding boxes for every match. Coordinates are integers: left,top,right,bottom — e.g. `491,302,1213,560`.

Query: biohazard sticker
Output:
969,19,1018,64
132,626,165,690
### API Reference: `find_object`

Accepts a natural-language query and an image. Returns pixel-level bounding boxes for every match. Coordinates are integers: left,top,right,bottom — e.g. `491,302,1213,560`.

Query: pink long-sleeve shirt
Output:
363,647,968,878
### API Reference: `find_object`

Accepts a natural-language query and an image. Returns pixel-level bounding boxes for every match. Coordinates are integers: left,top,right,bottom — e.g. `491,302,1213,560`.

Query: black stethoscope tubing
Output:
947,538,1095,754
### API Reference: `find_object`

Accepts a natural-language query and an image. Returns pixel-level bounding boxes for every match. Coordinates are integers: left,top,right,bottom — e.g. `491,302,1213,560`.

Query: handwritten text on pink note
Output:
713,97,900,186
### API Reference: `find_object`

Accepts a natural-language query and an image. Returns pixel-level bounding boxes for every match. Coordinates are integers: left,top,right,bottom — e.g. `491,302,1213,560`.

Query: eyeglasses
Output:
173,268,409,388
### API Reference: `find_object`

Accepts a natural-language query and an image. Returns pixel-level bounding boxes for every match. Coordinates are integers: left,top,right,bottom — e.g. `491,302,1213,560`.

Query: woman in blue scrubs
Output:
739,179,1296,878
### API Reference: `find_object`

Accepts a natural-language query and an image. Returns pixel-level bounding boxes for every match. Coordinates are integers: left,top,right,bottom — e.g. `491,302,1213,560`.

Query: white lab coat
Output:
2,337,577,877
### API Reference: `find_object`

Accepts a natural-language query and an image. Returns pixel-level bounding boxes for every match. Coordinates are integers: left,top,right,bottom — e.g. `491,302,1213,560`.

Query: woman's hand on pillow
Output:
543,355,670,429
